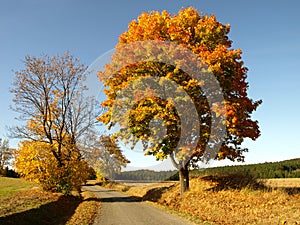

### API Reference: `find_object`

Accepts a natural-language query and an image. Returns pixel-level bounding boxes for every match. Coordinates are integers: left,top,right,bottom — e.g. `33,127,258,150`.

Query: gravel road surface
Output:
83,185,195,225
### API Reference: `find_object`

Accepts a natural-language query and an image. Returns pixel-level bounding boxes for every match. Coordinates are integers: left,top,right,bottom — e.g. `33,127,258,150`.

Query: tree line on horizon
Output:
193,158,300,179
113,158,300,181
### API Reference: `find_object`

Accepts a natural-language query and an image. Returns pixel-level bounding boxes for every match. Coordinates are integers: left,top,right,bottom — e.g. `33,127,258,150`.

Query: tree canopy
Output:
83,134,130,180
98,7,261,193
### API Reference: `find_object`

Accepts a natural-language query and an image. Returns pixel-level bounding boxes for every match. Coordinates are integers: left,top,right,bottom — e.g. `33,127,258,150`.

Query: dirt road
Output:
83,185,195,225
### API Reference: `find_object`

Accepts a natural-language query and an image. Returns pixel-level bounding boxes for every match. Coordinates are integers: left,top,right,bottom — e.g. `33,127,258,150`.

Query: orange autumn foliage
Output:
98,7,261,164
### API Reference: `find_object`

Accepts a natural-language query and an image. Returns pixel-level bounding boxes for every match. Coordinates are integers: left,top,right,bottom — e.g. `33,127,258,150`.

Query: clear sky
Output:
1,0,300,169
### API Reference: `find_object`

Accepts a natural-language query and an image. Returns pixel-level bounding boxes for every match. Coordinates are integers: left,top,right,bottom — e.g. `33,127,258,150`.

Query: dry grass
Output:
103,175,300,225
66,191,101,225
160,178,300,225
102,181,179,204
103,181,175,199
0,189,61,218
265,178,300,188
0,189,81,225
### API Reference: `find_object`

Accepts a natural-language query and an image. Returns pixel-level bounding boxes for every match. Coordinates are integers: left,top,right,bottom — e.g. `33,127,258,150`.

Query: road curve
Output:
83,185,195,225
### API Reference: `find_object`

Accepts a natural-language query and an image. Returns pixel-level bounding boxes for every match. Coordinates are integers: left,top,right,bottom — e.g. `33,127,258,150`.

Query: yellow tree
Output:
84,135,130,181
14,140,91,193
10,53,95,193
98,8,262,194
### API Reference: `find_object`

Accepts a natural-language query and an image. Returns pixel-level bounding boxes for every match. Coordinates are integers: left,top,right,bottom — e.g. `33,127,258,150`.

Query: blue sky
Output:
1,0,300,168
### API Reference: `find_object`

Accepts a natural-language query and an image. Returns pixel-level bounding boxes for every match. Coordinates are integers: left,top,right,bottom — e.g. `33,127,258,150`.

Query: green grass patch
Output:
0,177,36,199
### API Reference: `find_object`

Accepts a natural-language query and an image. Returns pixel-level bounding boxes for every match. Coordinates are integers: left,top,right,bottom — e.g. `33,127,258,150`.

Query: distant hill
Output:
190,158,300,179
115,169,177,181
115,158,300,181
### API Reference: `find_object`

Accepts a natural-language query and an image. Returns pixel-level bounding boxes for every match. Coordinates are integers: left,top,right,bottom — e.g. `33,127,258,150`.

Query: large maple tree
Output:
98,7,262,193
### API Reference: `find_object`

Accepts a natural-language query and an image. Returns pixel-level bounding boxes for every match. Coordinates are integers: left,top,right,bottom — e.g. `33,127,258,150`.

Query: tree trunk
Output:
179,164,189,195
169,153,190,195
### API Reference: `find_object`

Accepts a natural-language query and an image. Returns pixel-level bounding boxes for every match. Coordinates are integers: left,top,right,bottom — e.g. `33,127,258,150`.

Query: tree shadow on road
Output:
100,196,141,203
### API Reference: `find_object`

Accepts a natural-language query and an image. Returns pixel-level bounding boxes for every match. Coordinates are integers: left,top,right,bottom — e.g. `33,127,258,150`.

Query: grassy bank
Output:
0,177,36,199
102,175,300,225
0,177,100,225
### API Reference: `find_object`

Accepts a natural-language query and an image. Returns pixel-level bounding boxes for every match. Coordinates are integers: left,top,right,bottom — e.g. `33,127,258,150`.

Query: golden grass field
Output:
103,176,300,225
264,178,300,188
